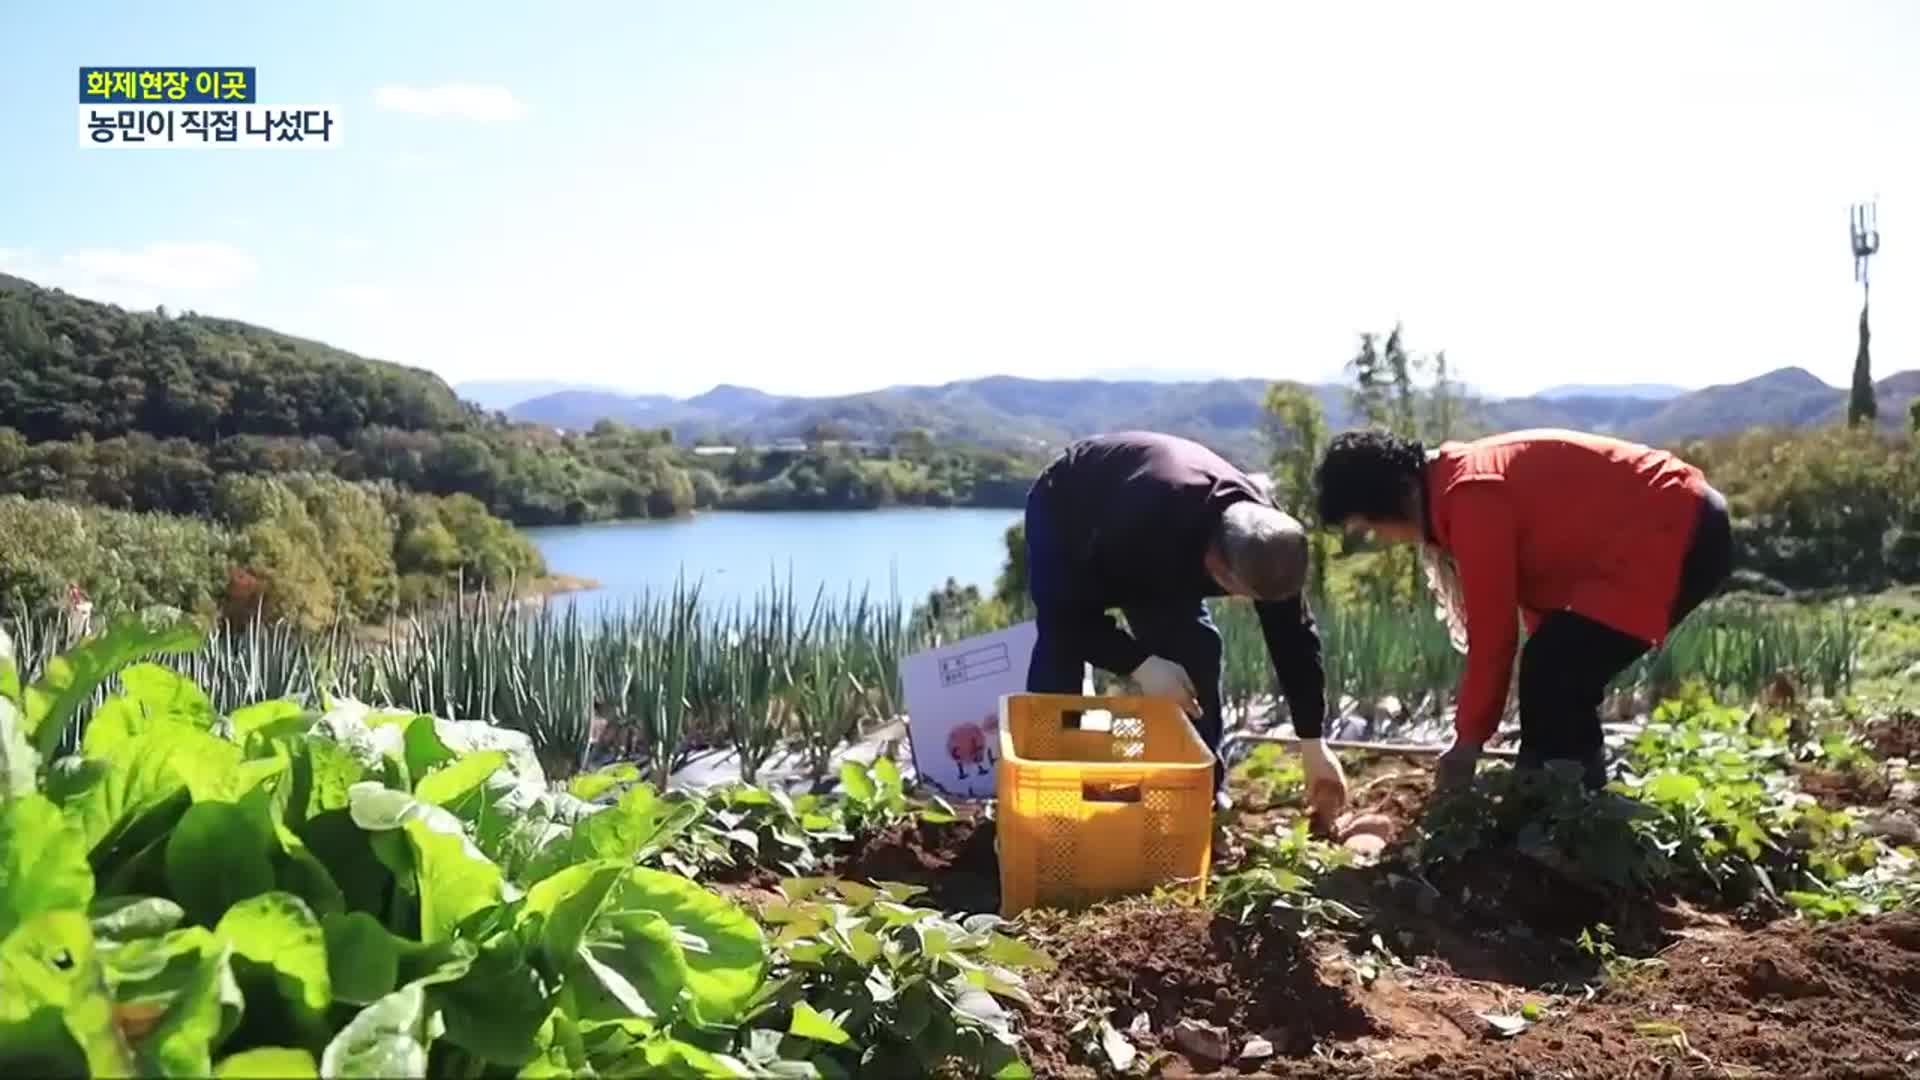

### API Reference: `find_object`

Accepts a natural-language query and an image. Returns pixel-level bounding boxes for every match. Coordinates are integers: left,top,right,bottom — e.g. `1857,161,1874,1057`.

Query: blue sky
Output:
2,1,1916,399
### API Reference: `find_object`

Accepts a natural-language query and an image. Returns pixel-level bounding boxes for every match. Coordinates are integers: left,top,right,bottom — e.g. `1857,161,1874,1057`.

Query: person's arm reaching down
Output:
1255,595,1326,739
1435,482,1521,790
1257,594,1344,820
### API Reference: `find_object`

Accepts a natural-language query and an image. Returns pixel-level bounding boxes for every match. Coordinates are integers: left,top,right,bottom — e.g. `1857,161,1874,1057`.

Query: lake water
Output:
524,507,1023,616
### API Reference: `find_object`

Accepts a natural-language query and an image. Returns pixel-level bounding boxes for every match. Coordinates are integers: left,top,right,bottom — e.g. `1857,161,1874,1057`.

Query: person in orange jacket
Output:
1311,428,1734,792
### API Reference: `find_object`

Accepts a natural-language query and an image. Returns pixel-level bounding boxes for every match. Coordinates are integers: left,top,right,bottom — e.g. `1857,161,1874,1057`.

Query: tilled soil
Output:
1349,913,1920,1080
743,743,1920,1078
1303,765,1683,989
1017,900,1376,1077
1799,763,1895,810
832,811,1002,915
1865,709,1920,762
1004,907,1920,1078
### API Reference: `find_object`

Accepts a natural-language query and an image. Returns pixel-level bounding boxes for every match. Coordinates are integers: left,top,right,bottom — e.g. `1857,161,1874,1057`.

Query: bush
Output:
0,495,228,619
1682,427,1920,591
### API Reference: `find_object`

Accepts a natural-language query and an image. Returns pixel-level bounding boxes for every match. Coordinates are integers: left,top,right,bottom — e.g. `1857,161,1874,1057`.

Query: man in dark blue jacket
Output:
1023,431,1346,813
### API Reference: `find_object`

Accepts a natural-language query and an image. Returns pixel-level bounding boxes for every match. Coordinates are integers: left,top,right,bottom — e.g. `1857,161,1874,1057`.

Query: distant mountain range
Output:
465,366,1920,467
451,380,625,412
1533,383,1691,401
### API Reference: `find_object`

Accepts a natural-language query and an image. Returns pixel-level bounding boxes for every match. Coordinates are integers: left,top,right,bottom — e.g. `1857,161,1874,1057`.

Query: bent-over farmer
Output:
1023,431,1343,813
1312,428,1734,792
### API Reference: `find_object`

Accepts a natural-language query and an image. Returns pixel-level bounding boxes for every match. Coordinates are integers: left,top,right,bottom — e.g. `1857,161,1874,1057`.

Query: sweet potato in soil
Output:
809,755,1920,1078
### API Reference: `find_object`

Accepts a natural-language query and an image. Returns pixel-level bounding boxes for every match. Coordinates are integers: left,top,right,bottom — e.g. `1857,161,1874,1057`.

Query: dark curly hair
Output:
1314,429,1427,527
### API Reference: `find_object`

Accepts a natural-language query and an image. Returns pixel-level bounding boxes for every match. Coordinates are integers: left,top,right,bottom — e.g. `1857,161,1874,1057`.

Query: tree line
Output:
0,477,542,631
10,272,1916,627
1260,325,1920,599
0,278,1046,624
925,323,1920,634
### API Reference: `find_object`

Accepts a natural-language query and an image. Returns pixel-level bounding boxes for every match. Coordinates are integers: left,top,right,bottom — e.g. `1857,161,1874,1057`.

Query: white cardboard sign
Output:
900,621,1086,801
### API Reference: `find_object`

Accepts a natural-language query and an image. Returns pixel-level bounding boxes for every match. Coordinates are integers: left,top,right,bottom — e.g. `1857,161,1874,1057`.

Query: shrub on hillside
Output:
1683,427,1920,591
0,494,228,618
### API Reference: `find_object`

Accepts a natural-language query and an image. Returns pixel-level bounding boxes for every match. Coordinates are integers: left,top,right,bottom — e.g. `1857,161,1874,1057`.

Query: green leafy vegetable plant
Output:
0,614,778,1078
743,876,1051,1078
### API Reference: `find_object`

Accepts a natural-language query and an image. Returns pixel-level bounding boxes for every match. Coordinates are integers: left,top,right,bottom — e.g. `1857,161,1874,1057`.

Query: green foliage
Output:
1575,923,1665,983
649,783,853,882
1619,683,1914,911
991,522,1029,617
1681,426,1920,591
1411,764,1665,892
784,649,867,784
1849,299,1876,428
0,481,542,633
1226,743,1305,810
1624,600,1859,702
1262,382,1334,595
0,280,472,445
748,877,1047,1077
711,442,1041,512
1215,819,1360,931
0,610,801,1079
1402,682,1918,918
837,757,912,836
0,495,230,621
913,579,1016,646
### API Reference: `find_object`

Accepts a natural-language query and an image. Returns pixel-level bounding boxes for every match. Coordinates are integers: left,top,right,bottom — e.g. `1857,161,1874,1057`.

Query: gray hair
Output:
1217,501,1308,600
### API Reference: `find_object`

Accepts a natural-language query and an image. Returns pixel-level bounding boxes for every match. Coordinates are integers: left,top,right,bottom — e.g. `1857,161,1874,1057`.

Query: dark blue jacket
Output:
1027,431,1327,736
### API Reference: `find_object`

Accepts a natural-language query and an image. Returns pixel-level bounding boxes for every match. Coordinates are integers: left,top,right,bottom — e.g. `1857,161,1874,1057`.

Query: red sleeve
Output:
1447,482,1520,745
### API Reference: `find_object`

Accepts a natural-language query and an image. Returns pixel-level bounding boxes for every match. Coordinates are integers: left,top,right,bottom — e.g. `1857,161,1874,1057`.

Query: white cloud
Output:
60,243,258,292
373,84,529,122
0,243,259,311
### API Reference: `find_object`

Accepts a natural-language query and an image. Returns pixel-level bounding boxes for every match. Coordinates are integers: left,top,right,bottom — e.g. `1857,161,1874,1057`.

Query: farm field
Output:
3,609,1918,1078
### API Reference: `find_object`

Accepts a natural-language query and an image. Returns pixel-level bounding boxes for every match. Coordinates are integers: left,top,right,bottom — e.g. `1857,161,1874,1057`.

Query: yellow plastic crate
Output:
995,692,1215,916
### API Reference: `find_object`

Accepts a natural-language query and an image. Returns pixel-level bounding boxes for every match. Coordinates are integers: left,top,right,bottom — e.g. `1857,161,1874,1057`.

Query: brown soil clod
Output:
712,751,1920,1078
1017,899,1376,1076
1864,709,1920,762
833,812,1002,915
1799,764,1894,810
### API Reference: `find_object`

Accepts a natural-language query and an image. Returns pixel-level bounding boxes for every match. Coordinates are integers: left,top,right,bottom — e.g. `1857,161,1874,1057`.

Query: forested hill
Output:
0,274,698,530
0,274,475,442
0,274,1035,530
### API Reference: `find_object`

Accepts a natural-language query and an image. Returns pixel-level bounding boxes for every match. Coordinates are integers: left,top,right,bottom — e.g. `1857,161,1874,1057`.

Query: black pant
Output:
1516,485,1734,787
1024,488,1227,792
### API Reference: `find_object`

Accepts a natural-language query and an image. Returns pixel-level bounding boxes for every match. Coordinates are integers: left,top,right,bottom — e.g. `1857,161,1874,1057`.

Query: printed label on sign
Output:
901,622,1089,800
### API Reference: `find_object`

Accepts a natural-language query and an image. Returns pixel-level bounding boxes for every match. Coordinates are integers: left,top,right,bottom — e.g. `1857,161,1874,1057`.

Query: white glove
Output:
1129,656,1200,719
1299,738,1349,824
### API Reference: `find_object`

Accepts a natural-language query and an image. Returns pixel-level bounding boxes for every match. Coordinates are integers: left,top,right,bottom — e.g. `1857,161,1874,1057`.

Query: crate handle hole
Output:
1082,780,1143,803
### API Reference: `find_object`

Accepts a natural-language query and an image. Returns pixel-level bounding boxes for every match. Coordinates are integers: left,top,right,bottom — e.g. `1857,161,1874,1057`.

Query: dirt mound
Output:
1422,913,1920,1080
1800,764,1893,810
1167,913,1920,1079
833,814,1002,915
1865,710,1920,761
1346,768,1433,827
1018,900,1374,1076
